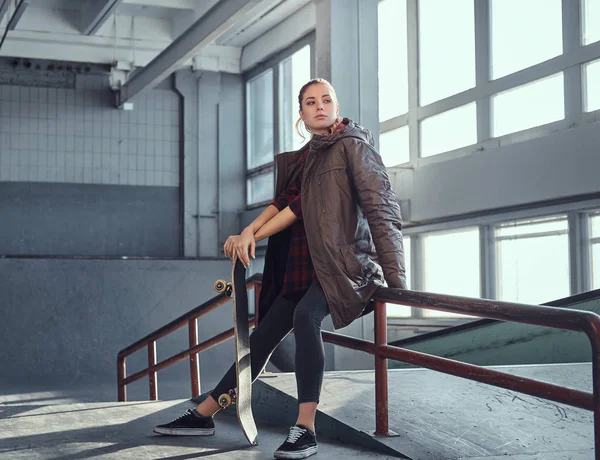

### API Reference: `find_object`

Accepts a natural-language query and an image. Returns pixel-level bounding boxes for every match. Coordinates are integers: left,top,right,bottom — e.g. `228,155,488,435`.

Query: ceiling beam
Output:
81,0,124,35
0,0,10,25
118,0,259,107
8,0,29,31
122,0,198,9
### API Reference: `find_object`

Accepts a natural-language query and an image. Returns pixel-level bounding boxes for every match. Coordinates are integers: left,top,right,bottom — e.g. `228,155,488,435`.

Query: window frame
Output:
589,211,600,289
244,33,315,209
377,0,600,167
388,197,600,324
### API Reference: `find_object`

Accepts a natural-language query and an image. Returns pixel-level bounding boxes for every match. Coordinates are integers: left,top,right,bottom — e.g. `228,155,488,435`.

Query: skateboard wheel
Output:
214,280,228,293
218,393,232,408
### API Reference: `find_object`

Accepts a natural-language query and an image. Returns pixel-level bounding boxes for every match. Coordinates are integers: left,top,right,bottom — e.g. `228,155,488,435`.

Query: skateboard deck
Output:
214,259,258,446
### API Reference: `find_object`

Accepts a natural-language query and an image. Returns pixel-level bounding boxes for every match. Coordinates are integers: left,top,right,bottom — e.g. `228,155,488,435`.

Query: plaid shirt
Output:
270,147,316,295
270,122,346,296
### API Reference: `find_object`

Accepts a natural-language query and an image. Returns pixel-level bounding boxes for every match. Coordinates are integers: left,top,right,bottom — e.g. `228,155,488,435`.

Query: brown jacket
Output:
258,118,406,329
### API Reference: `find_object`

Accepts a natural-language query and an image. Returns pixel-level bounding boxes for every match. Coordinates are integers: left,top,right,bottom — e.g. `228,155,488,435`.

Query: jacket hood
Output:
309,118,375,152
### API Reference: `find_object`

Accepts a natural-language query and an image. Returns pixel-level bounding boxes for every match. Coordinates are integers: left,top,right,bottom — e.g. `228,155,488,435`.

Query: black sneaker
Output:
273,425,318,459
153,409,215,436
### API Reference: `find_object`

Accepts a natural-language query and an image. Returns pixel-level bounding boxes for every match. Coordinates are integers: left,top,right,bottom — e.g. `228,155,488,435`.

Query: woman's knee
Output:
293,305,320,333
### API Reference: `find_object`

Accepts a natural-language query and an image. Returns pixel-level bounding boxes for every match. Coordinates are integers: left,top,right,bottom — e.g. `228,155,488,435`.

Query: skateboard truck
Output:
218,389,237,408
214,279,233,297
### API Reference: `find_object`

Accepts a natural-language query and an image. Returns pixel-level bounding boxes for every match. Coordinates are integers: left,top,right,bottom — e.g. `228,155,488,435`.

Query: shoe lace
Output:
285,426,306,444
173,409,194,421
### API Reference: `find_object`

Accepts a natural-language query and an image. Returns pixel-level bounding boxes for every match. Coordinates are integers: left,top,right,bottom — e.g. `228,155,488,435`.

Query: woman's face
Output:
300,83,338,135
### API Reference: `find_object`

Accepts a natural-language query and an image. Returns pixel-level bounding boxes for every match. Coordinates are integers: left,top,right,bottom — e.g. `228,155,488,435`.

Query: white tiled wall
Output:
0,76,180,186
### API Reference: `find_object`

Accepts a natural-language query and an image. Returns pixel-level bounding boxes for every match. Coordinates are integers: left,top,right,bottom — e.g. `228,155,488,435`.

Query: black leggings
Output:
210,279,331,404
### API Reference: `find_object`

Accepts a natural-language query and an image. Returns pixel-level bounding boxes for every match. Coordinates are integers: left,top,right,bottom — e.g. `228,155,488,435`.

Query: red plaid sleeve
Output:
270,179,300,211
288,195,302,219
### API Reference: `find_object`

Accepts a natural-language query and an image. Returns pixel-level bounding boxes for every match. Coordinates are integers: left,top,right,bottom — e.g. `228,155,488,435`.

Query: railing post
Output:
189,318,200,397
594,350,600,460
587,325,600,460
374,300,390,436
118,356,126,402
148,341,157,400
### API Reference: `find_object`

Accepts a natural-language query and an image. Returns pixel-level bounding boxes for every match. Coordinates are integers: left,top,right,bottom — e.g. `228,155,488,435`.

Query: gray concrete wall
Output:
0,60,180,187
0,61,248,389
0,182,179,256
0,58,183,257
391,119,600,223
0,257,236,392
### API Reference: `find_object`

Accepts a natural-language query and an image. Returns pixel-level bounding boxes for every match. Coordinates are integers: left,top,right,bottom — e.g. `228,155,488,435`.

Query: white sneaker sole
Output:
273,445,318,459
153,427,215,436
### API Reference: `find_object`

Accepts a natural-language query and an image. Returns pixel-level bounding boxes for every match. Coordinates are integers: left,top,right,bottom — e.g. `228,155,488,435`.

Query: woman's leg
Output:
196,293,298,416
292,279,331,431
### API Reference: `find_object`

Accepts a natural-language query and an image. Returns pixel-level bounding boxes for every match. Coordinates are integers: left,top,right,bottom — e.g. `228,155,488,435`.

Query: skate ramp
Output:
251,364,594,459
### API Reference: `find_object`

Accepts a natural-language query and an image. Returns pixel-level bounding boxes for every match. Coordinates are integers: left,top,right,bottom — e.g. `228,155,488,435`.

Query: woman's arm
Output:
227,187,300,266
343,138,407,289
254,207,298,242
228,205,298,267
245,205,279,234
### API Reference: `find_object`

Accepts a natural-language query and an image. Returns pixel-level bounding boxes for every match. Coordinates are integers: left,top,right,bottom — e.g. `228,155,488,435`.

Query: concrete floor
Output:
0,386,396,460
263,363,596,460
0,363,596,459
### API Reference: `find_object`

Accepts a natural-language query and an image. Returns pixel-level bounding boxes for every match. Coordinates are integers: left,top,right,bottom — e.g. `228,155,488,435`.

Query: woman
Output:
153,78,406,459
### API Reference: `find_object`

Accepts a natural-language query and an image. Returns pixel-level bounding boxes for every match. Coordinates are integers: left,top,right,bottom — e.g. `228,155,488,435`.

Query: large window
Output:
420,103,477,158
379,126,409,166
377,0,410,168
492,73,565,138
247,70,274,170
582,0,600,46
378,0,408,120
418,0,475,105
592,213,600,289
247,172,275,207
245,42,313,206
491,0,563,79
496,217,570,305
279,45,311,152
584,59,600,113
422,228,480,317
375,0,599,163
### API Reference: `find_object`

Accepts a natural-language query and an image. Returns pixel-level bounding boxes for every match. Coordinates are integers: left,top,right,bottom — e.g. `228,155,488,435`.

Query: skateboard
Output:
213,259,258,446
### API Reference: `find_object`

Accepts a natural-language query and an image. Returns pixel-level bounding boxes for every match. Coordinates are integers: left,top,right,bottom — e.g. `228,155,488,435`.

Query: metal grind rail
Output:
117,275,600,458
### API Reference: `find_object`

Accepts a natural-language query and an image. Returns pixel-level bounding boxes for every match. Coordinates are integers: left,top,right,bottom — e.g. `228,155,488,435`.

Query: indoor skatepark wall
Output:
0,62,247,390
0,182,180,256
0,257,237,386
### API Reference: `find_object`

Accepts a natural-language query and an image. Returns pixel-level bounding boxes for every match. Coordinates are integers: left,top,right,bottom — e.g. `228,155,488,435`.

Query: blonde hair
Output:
295,78,340,140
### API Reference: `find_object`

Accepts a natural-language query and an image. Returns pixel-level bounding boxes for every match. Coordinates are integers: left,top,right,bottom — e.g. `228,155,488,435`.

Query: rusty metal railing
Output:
117,276,600,458
116,274,263,402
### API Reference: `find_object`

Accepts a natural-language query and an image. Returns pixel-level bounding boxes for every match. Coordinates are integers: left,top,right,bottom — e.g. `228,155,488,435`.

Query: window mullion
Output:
406,0,420,163
411,234,424,318
480,225,496,300
273,64,281,154
563,0,584,122
474,0,491,142
571,211,592,293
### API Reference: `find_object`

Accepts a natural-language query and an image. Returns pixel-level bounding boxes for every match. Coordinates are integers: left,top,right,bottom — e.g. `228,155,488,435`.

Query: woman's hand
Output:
223,227,256,268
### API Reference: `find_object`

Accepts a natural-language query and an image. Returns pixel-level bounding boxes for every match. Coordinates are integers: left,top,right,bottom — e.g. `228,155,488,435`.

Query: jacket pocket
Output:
339,244,366,287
